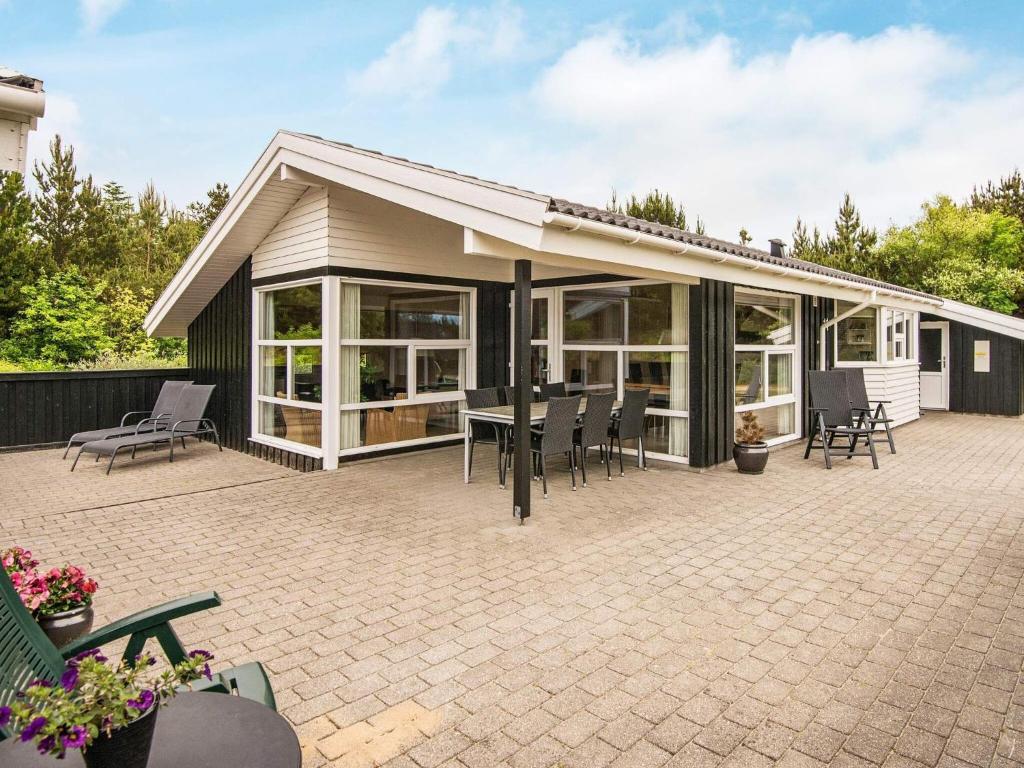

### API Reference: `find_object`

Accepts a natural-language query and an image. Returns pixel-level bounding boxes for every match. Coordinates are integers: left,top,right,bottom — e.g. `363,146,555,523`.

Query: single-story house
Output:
144,131,1024,494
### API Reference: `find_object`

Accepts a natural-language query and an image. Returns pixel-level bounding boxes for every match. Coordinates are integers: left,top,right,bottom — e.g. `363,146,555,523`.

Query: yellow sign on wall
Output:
974,340,991,373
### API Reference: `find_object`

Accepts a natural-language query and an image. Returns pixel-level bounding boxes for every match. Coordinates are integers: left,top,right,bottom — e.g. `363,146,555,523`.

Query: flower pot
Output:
36,604,94,648
83,706,158,768
733,442,769,475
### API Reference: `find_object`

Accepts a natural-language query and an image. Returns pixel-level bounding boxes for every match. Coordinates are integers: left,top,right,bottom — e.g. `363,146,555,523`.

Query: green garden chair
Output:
0,569,275,741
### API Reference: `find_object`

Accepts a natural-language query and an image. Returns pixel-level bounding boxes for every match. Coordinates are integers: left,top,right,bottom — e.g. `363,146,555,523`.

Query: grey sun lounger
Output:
71,384,221,474
62,379,193,458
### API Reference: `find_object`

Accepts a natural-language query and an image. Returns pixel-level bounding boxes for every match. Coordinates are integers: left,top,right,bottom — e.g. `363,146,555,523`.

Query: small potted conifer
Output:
733,411,768,474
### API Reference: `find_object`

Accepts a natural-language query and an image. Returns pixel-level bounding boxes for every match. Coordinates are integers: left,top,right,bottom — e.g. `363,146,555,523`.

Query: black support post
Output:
513,260,532,522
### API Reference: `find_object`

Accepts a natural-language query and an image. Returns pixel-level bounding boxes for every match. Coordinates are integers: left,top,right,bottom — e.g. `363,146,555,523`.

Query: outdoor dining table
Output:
0,693,301,768
461,396,622,486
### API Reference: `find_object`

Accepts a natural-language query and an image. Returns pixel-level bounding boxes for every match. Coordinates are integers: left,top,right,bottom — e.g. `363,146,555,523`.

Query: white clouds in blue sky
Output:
2,1,1023,244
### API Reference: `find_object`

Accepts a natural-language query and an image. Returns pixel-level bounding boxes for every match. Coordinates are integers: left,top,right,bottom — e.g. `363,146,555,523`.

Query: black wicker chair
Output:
609,388,649,475
804,370,879,469
573,391,615,486
530,395,581,498
539,381,567,402
844,368,895,454
465,387,505,484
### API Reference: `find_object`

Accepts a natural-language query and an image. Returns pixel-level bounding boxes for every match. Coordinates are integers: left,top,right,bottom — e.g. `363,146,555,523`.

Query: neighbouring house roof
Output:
145,130,1024,342
0,66,43,91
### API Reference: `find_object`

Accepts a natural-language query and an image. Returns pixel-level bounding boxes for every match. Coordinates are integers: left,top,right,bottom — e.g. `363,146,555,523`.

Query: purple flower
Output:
69,648,107,666
37,735,55,755
61,725,87,749
126,689,155,712
27,679,52,689
188,649,213,661
0,706,11,727
59,667,78,693
134,654,156,667
21,716,47,741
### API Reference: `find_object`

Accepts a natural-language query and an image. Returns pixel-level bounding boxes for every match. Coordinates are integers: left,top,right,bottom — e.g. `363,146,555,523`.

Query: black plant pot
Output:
83,706,158,768
733,442,769,475
37,604,94,648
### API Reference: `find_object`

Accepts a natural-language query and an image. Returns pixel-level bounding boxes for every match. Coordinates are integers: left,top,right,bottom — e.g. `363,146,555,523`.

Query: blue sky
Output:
2,1,1022,243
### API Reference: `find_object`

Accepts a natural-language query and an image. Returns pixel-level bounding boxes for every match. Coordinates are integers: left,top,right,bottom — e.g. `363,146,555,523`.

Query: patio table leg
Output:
464,417,471,484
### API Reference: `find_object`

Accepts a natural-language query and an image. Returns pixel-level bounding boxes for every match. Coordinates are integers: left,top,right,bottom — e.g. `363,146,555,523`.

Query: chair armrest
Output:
134,415,170,434
809,407,828,412
871,399,893,404
60,592,221,666
171,418,211,435
851,407,872,414
120,410,153,427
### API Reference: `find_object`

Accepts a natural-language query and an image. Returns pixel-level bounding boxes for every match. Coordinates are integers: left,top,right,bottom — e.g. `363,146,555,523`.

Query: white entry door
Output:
510,288,558,389
919,321,949,409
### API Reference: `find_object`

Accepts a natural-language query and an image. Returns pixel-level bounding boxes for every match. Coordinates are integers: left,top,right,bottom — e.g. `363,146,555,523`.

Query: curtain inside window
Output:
668,284,688,457
339,283,361,450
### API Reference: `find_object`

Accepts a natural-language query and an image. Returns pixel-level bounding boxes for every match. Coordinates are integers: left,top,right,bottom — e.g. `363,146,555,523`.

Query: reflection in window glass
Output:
259,402,321,447
563,289,624,344
259,346,287,398
416,349,464,394
735,351,764,405
531,346,548,387
620,415,688,458
292,346,322,403
741,403,795,440
625,351,687,410
768,353,793,397
564,350,617,394
735,294,794,345
349,400,464,448
261,285,322,340
563,284,685,345
837,301,877,362
357,284,466,340
532,298,548,340
352,346,408,403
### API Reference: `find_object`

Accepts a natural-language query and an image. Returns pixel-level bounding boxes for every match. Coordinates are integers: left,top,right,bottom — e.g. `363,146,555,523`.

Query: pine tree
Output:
187,182,230,231
738,227,752,245
32,136,83,268
136,182,166,278
607,188,702,231
827,193,878,274
969,170,1024,227
0,171,44,335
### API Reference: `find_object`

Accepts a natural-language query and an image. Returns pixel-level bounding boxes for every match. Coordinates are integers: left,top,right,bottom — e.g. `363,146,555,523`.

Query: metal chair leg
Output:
605,443,611,480
62,439,74,459
105,448,119,475
467,440,475,478
70,448,84,471
617,436,625,476
877,404,896,454
820,424,833,470
569,448,577,491
866,431,879,469
541,455,548,499
578,444,587,487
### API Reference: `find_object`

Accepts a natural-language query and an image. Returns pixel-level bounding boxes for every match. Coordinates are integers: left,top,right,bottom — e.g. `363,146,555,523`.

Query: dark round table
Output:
0,693,301,767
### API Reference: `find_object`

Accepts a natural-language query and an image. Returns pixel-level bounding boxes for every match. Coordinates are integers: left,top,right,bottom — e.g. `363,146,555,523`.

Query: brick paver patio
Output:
3,411,1024,767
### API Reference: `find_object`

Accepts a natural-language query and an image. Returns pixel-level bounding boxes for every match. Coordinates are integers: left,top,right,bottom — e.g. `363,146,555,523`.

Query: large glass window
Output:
561,282,689,459
255,282,323,449
836,302,878,363
884,309,915,363
735,291,798,444
340,281,472,453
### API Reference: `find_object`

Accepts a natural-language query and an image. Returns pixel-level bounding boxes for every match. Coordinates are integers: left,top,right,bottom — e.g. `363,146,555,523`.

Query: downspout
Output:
817,293,876,371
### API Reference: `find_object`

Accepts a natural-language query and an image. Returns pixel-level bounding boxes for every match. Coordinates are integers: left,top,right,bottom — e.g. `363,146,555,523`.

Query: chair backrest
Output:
465,387,500,441
739,366,762,404
150,380,193,420
540,395,581,456
844,368,870,411
538,382,567,402
0,569,66,740
578,391,615,448
502,386,516,407
617,388,649,440
168,384,216,426
807,370,855,428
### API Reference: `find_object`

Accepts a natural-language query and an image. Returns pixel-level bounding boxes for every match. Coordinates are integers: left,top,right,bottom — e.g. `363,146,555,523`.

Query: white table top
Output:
462,397,622,425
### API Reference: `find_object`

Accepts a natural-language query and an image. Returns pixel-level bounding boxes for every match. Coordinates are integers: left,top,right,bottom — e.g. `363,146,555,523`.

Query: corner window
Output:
255,281,324,449
884,309,915,363
735,291,799,442
836,302,878,363
339,281,473,452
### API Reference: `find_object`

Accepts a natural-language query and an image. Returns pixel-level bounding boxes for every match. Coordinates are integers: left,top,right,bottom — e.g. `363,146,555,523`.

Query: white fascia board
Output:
541,213,939,311
144,134,292,336
932,299,1024,341
465,229,698,284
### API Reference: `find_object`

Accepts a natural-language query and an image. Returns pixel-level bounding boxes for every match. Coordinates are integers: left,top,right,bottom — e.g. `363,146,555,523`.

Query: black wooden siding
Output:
800,295,831,436
0,369,192,450
188,258,254,454
688,279,735,467
920,314,1024,416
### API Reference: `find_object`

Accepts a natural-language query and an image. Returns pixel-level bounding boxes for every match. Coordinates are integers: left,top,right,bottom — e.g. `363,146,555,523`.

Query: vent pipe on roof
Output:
768,238,786,260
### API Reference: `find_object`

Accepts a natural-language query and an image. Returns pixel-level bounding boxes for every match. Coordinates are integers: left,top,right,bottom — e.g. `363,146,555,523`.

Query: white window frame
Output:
251,276,326,458
734,287,801,446
834,303,880,368
338,277,477,457
554,279,691,464
834,304,920,368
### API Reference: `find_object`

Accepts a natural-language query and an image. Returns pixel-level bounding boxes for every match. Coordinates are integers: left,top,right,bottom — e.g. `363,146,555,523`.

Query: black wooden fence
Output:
0,369,192,451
